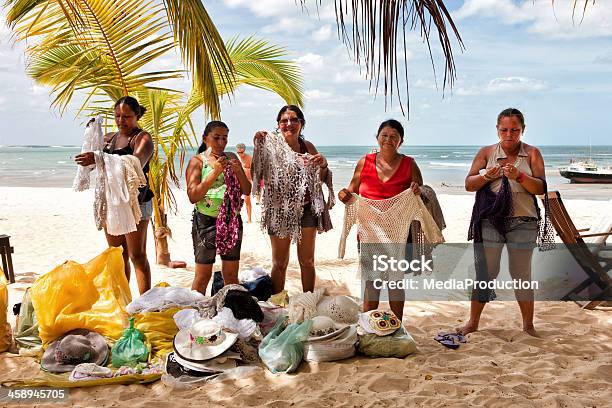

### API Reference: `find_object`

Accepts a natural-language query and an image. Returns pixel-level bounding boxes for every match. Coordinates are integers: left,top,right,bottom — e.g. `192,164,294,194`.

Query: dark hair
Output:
376,119,404,143
497,108,525,130
276,105,305,136
114,96,146,119
197,120,229,154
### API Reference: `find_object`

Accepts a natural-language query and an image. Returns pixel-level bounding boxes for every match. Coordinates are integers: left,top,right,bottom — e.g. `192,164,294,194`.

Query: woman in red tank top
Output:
338,119,423,321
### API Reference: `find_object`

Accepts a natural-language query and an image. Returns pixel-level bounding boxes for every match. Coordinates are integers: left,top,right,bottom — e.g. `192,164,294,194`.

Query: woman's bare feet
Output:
456,321,479,336
523,324,540,337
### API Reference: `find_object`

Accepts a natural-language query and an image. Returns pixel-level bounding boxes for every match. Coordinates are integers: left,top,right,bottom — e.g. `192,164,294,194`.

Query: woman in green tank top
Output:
185,121,252,295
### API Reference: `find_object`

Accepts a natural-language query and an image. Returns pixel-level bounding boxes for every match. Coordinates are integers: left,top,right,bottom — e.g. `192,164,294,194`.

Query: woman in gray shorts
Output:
458,108,546,337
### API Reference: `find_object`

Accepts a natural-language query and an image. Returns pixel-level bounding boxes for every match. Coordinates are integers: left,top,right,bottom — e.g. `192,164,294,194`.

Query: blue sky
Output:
1,0,611,146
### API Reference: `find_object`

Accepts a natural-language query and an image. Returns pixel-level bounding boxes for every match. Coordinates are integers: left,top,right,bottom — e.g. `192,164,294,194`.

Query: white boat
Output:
558,161,612,183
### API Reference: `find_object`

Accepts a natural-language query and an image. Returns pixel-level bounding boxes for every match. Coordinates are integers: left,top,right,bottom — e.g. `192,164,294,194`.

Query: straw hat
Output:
173,319,238,362
315,295,360,325
358,310,401,337
41,329,109,373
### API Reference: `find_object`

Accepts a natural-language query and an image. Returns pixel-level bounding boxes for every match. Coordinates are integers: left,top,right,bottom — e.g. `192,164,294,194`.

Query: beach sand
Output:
0,186,610,407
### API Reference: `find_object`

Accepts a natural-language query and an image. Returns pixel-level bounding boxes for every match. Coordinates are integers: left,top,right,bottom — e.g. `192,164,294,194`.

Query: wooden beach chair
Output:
0,235,15,283
541,192,611,309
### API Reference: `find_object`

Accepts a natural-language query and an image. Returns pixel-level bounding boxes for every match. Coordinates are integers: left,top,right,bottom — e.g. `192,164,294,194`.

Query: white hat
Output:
173,319,238,362
308,316,346,341
358,310,401,337
316,295,360,325
304,325,358,362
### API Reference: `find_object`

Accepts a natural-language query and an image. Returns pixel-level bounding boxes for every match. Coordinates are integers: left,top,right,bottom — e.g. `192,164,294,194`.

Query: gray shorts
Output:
481,217,538,249
139,200,153,221
267,202,317,236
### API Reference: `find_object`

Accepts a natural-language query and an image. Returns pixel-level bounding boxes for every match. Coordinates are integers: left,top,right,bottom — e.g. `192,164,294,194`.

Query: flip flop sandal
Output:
436,331,467,343
434,334,459,350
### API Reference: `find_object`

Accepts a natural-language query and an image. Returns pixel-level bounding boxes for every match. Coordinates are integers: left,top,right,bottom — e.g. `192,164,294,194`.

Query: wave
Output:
427,161,471,168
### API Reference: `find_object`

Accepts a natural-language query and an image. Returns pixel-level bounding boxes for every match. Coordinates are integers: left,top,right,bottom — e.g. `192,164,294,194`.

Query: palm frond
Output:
162,0,235,119
302,0,464,116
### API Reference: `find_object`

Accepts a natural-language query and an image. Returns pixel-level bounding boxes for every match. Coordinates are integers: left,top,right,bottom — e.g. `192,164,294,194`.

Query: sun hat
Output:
358,310,401,337
315,295,360,325
41,329,109,373
304,325,358,362
308,316,346,341
173,319,238,362
172,350,238,373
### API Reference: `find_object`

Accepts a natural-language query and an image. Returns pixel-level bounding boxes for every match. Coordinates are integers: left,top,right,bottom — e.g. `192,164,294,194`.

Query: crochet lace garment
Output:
92,153,144,236
339,189,445,281
252,132,329,242
73,115,104,191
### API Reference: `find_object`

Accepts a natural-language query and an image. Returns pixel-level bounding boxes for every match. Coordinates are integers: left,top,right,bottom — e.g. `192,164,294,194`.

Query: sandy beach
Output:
0,186,610,407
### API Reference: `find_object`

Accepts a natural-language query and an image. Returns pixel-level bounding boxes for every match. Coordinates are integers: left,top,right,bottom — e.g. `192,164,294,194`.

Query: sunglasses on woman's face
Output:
279,118,301,126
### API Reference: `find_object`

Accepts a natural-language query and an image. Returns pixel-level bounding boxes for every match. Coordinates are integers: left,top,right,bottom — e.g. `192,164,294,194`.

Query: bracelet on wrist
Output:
482,173,492,181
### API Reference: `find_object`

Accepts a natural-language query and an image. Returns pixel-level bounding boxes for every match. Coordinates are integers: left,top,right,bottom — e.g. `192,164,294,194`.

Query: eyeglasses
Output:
278,118,301,126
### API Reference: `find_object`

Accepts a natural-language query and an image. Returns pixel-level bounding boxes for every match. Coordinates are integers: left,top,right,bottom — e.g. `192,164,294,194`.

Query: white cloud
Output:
262,17,312,34
223,0,295,18
295,52,325,73
311,25,332,42
304,89,332,100
307,108,344,117
30,85,49,95
333,70,366,84
223,0,336,22
486,77,549,92
455,0,612,39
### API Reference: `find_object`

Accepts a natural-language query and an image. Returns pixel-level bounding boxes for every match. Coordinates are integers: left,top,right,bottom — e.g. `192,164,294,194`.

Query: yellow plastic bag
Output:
134,307,181,359
31,247,132,348
0,269,11,352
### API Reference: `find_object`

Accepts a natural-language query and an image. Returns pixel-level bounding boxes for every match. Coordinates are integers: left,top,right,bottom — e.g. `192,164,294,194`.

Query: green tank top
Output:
195,154,226,218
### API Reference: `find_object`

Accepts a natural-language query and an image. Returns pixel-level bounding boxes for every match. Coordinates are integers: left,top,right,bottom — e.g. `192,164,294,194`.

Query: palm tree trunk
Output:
151,203,171,266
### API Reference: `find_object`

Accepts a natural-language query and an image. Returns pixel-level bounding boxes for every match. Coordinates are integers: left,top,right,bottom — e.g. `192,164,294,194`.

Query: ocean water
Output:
1,145,612,198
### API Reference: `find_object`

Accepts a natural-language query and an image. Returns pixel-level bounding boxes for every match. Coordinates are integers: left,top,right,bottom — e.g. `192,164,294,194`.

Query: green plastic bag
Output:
111,317,149,367
258,316,312,374
14,288,42,349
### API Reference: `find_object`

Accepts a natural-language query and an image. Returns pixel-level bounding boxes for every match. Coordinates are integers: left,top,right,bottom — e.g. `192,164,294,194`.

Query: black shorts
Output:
268,203,317,236
192,211,243,264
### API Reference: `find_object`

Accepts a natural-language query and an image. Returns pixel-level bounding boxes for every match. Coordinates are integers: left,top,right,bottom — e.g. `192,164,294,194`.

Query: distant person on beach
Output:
458,108,547,337
186,121,251,295
253,105,332,294
75,96,154,294
338,119,423,321
236,143,253,223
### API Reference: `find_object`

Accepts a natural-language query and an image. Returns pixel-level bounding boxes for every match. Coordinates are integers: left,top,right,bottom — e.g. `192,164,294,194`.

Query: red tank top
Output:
358,153,413,200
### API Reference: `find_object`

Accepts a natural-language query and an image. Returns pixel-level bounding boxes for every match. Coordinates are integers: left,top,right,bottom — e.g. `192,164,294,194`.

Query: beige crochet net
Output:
338,189,445,281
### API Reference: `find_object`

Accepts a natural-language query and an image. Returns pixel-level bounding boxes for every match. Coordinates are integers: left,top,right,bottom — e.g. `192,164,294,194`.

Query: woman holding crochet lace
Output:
252,105,334,294
457,108,547,337
186,121,252,295
75,96,154,294
338,119,422,321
